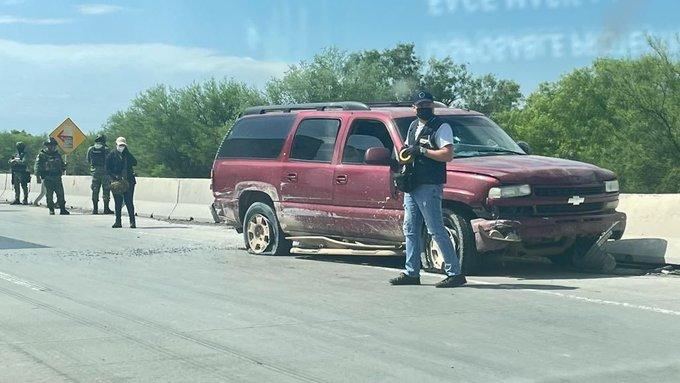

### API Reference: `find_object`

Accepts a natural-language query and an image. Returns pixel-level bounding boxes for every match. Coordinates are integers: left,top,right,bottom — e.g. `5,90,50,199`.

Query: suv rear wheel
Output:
422,208,480,275
243,202,291,256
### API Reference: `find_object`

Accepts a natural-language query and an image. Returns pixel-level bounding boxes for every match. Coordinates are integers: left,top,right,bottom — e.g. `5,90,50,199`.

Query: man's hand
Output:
402,145,426,158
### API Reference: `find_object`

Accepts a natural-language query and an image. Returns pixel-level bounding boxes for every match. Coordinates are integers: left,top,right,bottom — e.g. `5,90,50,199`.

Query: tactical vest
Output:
10,152,28,173
407,117,447,186
42,151,64,176
89,146,107,167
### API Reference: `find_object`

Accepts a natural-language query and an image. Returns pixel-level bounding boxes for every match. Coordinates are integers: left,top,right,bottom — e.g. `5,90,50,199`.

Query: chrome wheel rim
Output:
247,214,272,254
423,225,462,272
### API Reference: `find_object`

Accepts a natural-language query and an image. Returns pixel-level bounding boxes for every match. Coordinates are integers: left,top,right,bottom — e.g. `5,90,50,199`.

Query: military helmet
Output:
95,134,107,143
44,137,57,147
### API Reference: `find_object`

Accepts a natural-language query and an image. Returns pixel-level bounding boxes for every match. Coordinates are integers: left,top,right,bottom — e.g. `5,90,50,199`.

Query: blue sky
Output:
1,0,678,134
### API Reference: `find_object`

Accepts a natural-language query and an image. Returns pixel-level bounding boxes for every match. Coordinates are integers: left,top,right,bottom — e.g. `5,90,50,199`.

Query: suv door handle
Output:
335,175,348,185
286,173,298,183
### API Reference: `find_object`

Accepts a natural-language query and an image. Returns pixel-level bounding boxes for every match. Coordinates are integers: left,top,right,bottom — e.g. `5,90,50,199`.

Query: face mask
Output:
416,108,434,121
117,145,125,153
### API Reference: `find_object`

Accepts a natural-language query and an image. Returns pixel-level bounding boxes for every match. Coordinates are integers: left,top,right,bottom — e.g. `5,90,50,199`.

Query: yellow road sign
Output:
50,118,86,154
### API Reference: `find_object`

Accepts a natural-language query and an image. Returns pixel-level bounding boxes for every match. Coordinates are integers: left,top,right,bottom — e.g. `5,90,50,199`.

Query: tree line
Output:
1,39,678,192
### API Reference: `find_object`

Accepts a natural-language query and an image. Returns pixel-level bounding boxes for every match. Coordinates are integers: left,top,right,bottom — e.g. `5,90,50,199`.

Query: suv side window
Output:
341,119,394,164
217,114,295,159
290,119,341,163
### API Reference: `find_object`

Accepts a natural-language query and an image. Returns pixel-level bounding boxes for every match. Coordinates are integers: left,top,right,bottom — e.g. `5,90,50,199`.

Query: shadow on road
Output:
295,254,646,281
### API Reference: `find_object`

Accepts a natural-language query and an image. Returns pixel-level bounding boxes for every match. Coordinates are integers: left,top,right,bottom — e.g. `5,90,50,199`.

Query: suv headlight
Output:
488,184,531,199
605,180,619,193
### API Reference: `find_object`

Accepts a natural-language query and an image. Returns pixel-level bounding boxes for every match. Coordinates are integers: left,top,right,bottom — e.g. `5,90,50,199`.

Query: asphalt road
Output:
1,204,679,383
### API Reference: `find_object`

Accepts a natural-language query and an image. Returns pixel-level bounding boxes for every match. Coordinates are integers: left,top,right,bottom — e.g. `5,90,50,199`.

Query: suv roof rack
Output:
365,101,450,108
243,101,370,116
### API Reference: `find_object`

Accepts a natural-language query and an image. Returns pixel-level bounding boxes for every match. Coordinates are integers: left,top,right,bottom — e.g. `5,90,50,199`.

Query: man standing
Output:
34,138,70,215
86,134,113,214
389,91,466,288
8,141,30,205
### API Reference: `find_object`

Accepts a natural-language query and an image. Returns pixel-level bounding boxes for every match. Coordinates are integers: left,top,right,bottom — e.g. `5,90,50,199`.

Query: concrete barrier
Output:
604,194,680,266
0,172,8,201
132,177,180,219
169,178,213,222
62,175,93,210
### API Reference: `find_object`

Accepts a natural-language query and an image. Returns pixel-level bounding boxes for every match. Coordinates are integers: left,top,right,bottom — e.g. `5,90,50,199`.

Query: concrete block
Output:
605,194,680,265
62,175,94,210
132,177,180,219
0,173,8,201
169,178,213,222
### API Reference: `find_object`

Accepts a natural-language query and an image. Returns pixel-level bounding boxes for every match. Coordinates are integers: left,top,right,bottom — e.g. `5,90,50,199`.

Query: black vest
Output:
89,145,107,167
408,117,447,186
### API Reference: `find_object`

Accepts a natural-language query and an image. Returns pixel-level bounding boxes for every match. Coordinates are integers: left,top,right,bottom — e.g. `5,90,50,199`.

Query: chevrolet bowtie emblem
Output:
568,196,585,206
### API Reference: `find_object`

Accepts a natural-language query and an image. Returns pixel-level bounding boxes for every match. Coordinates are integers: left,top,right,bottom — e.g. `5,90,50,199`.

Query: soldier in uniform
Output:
86,134,113,214
8,141,30,205
34,137,70,215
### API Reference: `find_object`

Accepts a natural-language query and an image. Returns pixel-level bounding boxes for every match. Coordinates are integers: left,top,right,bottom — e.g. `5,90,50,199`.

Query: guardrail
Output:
1,173,678,264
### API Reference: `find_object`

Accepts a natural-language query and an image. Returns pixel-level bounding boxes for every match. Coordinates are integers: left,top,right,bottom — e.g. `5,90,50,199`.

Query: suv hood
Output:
447,155,616,185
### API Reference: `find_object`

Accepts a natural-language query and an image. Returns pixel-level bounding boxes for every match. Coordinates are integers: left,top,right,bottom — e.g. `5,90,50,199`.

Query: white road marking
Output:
0,271,48,292
380,267,680,317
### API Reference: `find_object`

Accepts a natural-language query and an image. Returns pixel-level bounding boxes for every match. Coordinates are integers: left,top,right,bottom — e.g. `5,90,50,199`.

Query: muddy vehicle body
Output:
211,102,626,273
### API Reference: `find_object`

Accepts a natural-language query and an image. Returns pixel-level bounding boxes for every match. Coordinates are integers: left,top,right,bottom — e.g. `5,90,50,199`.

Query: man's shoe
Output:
49,209,55,215
389,273,421,286
10,199,21,205
60,209,70,215
129,218,136,228
103,206,114,215
112,221,122,228
92,208,98,215
435,275,467,288
22,199,28,205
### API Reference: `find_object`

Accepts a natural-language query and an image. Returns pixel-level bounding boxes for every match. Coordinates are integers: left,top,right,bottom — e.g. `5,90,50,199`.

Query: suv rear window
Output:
217,114,295,159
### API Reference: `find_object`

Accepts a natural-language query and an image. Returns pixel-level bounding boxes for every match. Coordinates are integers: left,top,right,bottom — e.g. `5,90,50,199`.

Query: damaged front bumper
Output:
471,211,627,252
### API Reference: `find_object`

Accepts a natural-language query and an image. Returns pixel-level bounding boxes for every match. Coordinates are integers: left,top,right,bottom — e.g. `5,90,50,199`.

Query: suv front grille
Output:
534,185,605,197
498,202,605,217
535,202,604,215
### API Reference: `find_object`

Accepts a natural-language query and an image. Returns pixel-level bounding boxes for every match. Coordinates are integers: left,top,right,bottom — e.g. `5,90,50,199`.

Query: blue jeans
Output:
403,184,461,277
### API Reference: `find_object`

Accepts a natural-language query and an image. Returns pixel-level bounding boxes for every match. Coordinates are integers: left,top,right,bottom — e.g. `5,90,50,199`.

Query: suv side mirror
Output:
517,141,532,155
364,147,391,165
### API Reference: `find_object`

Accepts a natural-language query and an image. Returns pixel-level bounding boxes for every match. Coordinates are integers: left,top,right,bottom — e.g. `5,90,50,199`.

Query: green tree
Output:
102,79,265,178
266,43,522,116
496,37,679,193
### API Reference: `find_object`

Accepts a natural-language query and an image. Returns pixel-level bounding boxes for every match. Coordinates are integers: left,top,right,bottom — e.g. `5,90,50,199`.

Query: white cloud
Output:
0,15,69,25
0,38,288,84
76,4,124,15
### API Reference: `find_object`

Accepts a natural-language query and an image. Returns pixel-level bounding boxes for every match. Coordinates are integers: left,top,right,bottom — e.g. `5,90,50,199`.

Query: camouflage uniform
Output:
34,139,69,215
9,142,30,205
86,136,112,214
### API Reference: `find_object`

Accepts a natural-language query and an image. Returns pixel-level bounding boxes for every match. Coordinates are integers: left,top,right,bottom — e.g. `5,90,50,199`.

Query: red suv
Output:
211,102,626,274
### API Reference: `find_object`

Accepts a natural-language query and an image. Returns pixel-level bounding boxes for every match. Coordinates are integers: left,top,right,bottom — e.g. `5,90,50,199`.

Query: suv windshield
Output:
394,115,526,159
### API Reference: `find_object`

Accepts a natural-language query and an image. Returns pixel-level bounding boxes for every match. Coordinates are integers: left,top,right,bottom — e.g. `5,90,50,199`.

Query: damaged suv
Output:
211,102,626,274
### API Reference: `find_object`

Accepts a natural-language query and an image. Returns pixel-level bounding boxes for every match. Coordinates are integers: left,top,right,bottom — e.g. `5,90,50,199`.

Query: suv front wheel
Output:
243,202,292,256
422,208,480,275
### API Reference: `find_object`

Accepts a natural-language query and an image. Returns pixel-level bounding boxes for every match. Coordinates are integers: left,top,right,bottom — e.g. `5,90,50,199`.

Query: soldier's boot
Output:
129,216,136,229
103,200,113,215
59,204,70,215
11,191,21,205
112,219,122,228
92,201,99,215
49,208,55,215
22,196,28,205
